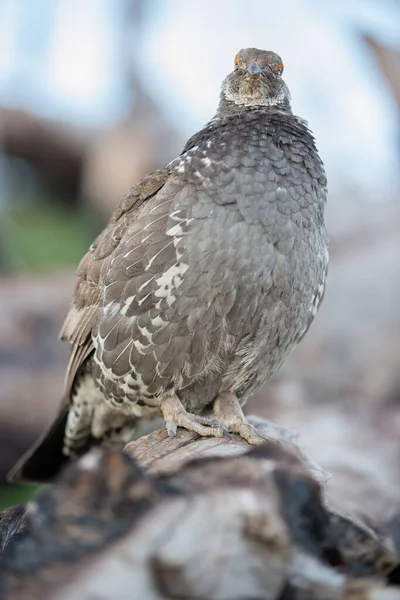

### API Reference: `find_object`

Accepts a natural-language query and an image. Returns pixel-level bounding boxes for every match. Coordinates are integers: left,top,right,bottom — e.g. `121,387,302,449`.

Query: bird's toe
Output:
228,421,266,445
160,393,228,439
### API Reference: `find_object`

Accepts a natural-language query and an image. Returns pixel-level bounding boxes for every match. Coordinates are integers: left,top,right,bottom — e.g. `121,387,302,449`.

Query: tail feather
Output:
7,409,71,483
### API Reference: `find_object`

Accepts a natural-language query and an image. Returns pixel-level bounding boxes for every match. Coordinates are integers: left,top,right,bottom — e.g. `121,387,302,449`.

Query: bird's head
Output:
218,48,291,115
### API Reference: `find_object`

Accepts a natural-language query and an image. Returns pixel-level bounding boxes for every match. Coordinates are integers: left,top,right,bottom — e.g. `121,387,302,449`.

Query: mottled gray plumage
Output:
10,48,328,482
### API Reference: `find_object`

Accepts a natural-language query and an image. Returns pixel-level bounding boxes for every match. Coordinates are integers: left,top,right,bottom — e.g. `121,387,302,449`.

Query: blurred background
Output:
0,0,399,516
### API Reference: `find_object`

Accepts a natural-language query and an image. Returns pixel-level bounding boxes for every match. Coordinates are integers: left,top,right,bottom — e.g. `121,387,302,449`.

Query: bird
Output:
9,48,328,483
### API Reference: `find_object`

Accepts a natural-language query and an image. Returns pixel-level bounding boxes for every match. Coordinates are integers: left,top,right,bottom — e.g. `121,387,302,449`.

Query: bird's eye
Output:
234,55,241,70
272,63,284,76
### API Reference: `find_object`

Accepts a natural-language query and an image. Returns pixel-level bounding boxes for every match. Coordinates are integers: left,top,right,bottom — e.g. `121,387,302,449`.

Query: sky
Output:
0,0,399,197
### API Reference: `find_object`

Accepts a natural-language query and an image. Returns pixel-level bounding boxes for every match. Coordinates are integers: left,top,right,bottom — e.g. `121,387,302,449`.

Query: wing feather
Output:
60,168,170,395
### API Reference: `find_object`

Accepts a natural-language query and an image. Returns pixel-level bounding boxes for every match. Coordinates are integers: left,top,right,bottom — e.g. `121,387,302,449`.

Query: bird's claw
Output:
161,395,230,440
166,421,178,438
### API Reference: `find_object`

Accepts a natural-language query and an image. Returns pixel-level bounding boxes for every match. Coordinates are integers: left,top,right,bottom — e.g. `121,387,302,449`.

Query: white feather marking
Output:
112,339,133,367
224,86,288,108
154,262,189,307
125,257,142,273
142,213,170,231
166,223,183,236
201,157,212,167
121,315,137,327
133,339,150,355
155,263,188,289
137,291,152,307
123,231,154,258
151,315,166,327
149,197,172,214
121,297,135,316
137,325,153,343
93,346,128,381
100,314,128,341
144,240,174,272
104,301,121,318
119,230,142,255
141,231,157,243
169,209,185,222
138,276,155,291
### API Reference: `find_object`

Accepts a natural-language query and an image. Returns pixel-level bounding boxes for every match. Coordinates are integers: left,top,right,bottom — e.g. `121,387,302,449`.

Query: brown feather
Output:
59,167,171,397
64,340,94,397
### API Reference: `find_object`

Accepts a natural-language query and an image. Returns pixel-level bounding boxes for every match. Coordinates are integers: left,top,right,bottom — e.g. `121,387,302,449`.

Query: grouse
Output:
10,48,328,482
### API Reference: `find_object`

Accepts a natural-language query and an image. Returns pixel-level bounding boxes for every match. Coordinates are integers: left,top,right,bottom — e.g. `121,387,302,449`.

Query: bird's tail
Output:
7,408,71,484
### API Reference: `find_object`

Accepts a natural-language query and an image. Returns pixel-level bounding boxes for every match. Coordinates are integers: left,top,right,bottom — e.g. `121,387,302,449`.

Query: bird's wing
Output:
59,168,170,396
90,158,245,398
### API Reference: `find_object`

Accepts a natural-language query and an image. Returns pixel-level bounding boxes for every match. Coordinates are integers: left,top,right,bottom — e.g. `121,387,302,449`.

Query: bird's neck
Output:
216,95,292,118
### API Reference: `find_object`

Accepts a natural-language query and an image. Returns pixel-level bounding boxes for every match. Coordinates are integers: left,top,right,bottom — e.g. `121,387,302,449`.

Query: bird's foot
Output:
160,393,230,439
213,392,268,445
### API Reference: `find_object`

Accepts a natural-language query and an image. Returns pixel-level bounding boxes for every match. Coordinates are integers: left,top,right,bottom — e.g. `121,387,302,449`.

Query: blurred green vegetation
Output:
0,189,100,512
2,193,99,271
0,483,41,511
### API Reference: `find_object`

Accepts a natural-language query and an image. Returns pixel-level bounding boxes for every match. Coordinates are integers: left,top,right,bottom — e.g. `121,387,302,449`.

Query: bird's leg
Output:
213,392,266,445
159,392,228,439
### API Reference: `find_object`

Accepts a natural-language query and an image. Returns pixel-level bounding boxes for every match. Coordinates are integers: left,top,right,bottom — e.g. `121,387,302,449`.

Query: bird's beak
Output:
247,62,262,76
